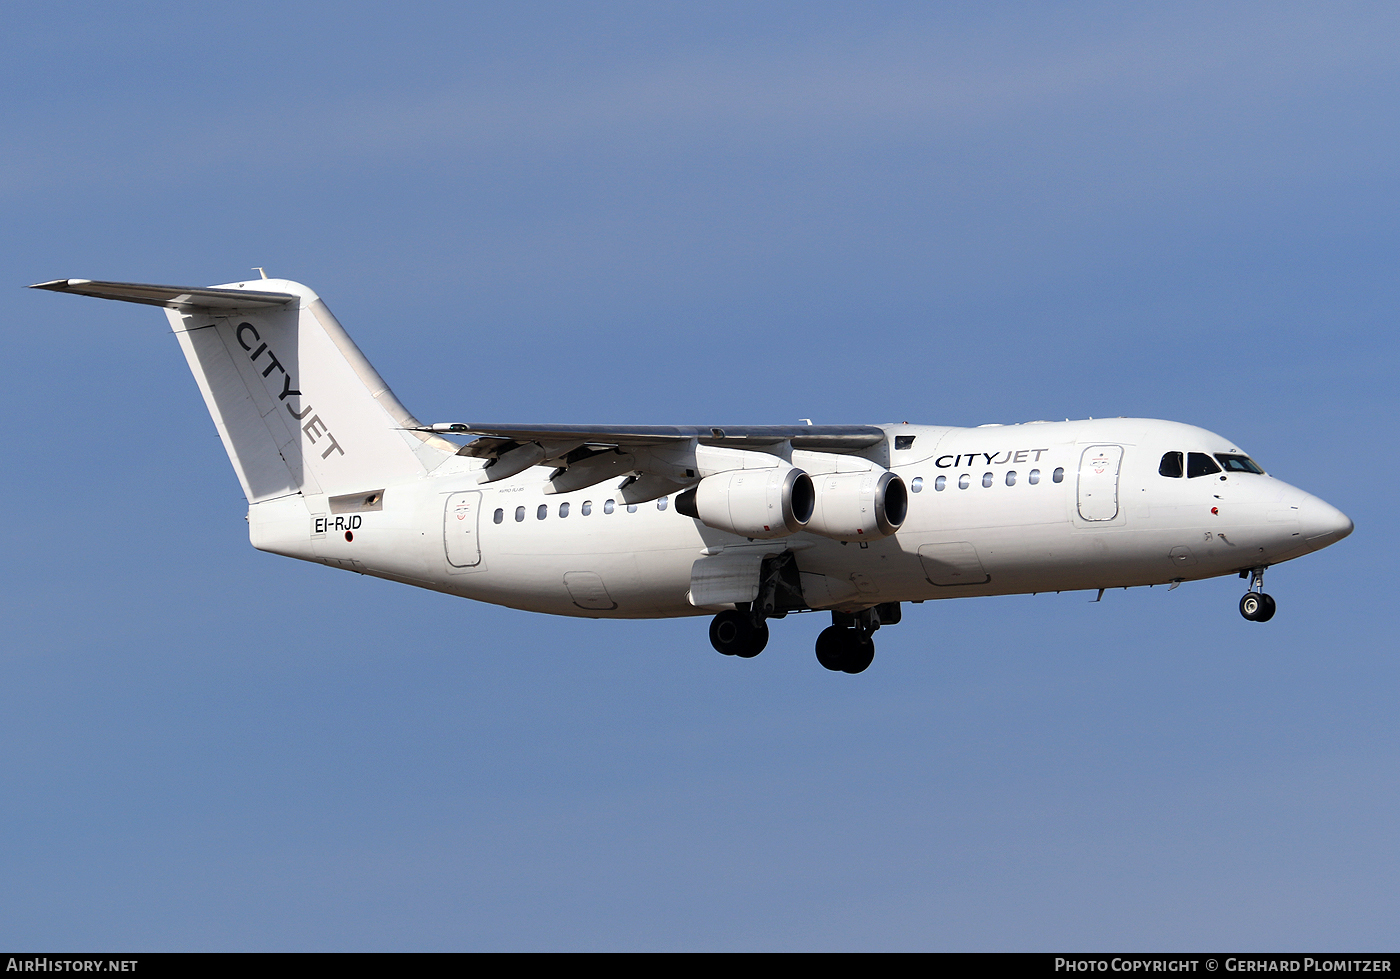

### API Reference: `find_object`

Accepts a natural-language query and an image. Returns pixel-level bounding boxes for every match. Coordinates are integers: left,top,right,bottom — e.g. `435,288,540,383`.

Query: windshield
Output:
1214,453,1265,474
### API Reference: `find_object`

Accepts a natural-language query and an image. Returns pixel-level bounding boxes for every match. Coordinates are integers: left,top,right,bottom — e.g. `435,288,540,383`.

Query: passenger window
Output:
515,506,525,522
493,508,503,524
1214,453,1264,474
1053,468,1064,483
657,496,668,510
537,504,547,520
1187,452,1222,478
627,504,638,513
934,475,946,491
582,501,592,516
982,472,993,488
559,502,570,518
958,474,970,490
1006,471,1016,486
1159,451,1184,478
604,499,615,514
910,476,923,493
1028,469,1040,485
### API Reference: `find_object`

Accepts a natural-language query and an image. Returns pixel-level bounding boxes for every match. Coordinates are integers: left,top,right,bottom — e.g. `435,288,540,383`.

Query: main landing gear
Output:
709,608,769,658
815,622,875,674
812,605,896,675
707,602,901,674
815,604,899,674
1239,566,1277,622
707,554,795,659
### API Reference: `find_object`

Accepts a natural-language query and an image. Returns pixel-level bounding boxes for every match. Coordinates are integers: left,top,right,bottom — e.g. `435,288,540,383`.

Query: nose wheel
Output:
1239,592,1276,622
1239,567,1276,622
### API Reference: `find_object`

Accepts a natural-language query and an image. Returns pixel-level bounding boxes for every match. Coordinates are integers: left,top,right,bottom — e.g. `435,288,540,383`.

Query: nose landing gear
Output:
1239,566,1276,622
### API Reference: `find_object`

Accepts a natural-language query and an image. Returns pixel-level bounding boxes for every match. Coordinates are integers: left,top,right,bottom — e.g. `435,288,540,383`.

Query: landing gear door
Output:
1077,445,1124,522
688,551,767,607
444,491,482,568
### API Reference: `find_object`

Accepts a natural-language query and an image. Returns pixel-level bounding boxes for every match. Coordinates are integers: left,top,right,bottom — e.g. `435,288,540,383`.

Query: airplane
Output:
31,275,1354,673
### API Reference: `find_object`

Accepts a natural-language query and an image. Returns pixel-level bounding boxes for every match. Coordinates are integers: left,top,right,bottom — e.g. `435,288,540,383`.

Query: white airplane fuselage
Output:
249,417,1351,619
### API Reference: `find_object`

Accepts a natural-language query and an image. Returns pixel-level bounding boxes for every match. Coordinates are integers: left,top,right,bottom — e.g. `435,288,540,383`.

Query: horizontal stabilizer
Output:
29,279,297,310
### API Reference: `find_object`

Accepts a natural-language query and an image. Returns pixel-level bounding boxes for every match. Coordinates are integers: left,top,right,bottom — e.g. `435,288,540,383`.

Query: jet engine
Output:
805,470,908,541
675,467,815,539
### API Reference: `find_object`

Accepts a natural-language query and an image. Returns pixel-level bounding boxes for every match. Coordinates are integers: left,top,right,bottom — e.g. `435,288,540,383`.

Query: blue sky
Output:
2,2,1396,950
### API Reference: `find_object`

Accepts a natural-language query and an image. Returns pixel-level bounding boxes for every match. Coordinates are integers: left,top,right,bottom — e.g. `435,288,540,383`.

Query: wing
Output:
423,422,886,452
419,422,890,497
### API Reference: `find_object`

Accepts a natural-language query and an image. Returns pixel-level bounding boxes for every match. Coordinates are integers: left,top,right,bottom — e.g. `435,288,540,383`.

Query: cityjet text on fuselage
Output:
934,448,1051,468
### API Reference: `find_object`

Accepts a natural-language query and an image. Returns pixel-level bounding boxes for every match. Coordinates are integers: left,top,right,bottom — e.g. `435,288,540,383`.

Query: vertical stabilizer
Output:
32,277,455,502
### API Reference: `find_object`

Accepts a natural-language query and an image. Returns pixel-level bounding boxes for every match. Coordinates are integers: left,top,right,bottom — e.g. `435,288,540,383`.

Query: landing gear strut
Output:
708,554,802,661
1239,566,1276,622
709,608,769,658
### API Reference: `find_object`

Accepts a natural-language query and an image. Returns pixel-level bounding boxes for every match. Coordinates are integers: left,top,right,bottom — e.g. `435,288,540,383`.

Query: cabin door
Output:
444,492,482,568
1077,445,1124,522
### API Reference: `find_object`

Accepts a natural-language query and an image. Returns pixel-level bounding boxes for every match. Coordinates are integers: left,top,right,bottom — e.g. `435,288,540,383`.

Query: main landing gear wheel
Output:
815,626,875,674
709,609,769,658
1239,592,1277,622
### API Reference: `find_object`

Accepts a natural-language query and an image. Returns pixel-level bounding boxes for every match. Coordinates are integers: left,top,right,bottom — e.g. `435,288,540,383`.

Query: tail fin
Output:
32,277,455,502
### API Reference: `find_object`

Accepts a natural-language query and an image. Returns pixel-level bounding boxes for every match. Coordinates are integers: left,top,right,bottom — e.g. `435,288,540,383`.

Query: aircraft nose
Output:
1300,496,1354,551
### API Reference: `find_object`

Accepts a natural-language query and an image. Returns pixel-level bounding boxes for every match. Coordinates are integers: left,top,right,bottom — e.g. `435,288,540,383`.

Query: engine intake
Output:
676,467,814,539
806,470,907,541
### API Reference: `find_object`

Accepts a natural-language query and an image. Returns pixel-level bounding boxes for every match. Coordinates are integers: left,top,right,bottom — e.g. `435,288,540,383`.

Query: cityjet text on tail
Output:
32,276,1354,673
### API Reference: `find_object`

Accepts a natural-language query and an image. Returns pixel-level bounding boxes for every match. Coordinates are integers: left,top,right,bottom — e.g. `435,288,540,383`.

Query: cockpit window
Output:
1187,452,1222,478
1214,453,1264,474
1158,451,1184,478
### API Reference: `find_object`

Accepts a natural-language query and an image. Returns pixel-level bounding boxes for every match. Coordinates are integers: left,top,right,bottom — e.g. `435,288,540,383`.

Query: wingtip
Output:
29,278,92,291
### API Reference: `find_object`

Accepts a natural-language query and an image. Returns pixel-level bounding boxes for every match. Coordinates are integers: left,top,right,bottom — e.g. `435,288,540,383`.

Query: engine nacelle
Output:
677,467,815,539
806,470,908,541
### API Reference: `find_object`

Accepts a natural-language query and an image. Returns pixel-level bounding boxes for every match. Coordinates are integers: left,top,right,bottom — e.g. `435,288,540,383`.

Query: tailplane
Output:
32,277,455,502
